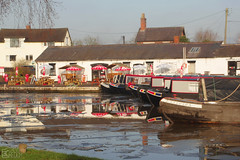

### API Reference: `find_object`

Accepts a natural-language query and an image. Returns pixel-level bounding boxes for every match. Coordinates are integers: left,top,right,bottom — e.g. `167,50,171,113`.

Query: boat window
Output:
152,78,164,87
171,80,199,93
164,79,171,89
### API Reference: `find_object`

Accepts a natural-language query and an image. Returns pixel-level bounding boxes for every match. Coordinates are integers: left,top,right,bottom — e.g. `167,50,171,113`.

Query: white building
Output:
35,42,240,82
0,26,72,75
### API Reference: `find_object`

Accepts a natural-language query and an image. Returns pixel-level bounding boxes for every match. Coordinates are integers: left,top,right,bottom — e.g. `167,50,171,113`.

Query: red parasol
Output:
115,66,131,71
66,66,82,71
92,65,107,70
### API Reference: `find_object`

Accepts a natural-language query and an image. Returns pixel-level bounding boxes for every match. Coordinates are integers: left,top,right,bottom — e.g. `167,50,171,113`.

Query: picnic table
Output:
64,77,81,85
35,77,54,85
62,73,81,85
8,77,25,85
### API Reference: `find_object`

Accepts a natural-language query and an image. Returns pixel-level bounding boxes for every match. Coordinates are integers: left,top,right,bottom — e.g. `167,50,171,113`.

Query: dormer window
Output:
10,38,20,47
189,47,201,54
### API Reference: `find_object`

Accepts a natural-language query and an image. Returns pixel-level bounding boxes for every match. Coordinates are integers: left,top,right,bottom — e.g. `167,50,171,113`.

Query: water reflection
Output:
0,93,148,133
0,93,240,160
158,124,240,160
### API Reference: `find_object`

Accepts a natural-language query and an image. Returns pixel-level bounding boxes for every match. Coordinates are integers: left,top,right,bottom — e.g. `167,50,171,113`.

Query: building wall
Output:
36,57,231,81
0,31,72,69
0,39,48,68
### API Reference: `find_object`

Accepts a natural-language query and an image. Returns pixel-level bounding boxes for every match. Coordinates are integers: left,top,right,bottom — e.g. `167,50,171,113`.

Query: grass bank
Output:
0,146,102,160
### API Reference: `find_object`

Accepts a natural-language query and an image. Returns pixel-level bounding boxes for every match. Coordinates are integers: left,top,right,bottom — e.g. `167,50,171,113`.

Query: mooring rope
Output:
216,84,240,102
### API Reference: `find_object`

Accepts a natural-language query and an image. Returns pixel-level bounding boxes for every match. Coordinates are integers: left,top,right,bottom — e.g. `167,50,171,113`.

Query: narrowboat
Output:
126,74,152,101
159,77,240,124
146,76,200,107
100,75,121,93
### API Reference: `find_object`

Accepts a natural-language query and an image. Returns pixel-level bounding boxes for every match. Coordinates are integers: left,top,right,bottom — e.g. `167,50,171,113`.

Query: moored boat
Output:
159,77,240,124
160,97,240,124
146,76,200,107
126,74,152,101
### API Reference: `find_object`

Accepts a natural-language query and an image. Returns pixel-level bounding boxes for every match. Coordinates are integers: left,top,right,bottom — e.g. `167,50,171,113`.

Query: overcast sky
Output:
2,0,240,44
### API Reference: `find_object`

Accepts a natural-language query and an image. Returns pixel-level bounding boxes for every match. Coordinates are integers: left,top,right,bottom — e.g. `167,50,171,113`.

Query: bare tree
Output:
0,0,59,27
73,36,100,46
194,29,219,42
235,33,240,44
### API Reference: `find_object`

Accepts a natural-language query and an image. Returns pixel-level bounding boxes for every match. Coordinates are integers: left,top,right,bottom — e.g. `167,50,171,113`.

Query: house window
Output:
49,63,56,76
10,55,16,61
44,42,55,46
10,38,20,47
66,37,69,46
123,62,130,67
26,55,33,61
146,61,153,75
188,47,201,54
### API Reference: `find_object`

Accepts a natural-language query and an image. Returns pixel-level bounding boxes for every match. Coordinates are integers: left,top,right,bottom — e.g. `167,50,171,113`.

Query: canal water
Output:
0,92,240,160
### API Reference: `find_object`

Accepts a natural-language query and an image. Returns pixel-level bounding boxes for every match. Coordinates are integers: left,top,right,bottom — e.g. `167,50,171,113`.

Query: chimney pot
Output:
174,36,179,43
26,25,31,29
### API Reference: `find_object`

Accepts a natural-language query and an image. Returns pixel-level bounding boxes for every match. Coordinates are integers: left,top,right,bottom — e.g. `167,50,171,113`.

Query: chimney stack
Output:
174,36,179,43
26,25,31,29
140,13,146,31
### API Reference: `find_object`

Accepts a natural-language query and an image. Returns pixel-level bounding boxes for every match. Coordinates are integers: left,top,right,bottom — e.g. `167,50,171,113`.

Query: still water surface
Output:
0,93,240,160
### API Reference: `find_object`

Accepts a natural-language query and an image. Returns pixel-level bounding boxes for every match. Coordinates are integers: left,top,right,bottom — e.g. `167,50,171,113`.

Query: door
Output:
228,61,236,76
188,61,196,75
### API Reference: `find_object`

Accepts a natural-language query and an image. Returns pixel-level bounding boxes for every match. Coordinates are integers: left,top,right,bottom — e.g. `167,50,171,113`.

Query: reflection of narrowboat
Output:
146,106,163,122
109,101,139,117
159,77,240,124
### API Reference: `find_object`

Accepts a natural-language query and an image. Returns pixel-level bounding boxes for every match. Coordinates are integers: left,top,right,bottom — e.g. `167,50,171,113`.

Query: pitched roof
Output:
35,42,223,62
135,27,185,42
213,44,240,57
0,28,68,42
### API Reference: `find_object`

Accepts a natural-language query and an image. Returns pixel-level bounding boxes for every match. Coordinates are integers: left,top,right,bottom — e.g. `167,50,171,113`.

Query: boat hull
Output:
160,97,240,124
109,83,130,95
128,85,139,98
100,82,113,93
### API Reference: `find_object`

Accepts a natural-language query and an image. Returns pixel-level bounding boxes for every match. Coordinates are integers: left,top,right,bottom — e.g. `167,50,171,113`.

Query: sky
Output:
1,0,240,44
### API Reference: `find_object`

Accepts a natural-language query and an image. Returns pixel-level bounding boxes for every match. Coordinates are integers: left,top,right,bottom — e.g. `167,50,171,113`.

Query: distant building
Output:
0,26,72,74
135,13,185,44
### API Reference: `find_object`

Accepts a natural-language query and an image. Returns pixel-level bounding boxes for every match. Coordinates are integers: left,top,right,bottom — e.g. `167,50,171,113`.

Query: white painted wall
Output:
36,57,232,81
0,30,72,68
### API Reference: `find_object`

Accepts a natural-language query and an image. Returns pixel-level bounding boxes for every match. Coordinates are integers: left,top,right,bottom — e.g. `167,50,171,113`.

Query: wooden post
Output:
224,8,229,44
201,78,208,101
